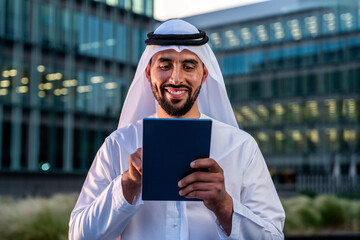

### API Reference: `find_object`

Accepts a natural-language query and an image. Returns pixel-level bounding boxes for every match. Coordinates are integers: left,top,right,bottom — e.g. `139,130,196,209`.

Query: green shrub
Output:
0,194,77,240
315,195,346,230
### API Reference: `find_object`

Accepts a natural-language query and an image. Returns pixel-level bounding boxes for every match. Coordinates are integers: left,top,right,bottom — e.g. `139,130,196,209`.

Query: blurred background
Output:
0,0,359,239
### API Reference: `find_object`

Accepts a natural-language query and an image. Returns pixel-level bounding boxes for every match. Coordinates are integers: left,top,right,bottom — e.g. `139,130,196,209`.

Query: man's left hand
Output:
178,158,233,235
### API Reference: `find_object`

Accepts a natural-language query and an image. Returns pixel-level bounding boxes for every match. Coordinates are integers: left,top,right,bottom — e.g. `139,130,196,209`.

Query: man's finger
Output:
178,172,223,188
191,158,222,173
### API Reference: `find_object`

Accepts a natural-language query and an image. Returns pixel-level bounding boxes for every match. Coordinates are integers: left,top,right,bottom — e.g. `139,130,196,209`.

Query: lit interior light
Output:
55,73,63,80
54,89,61,96
240,28,252,44
2,70,9,78
343,129,356,142
104,82,118,90
225,30,239,47
258,132,269,141
275,131,285,141
16,86,28,93
106,38,116,46
21,77,29,84
77,85,92,93
288,19,302,40
60,88,68,95
305,16,318,36
273,103,285,115
9,69,17,77
257,25,268,42
38,91,45,98
308,129,319,143
43,82,53,90
291,130,302,141
323,13,336,31
106,0,118,6
306,101,319,117
40,162,51,171
37,65,45,72
91,76,104,84
0,80,10,88
0,89,8,96
341,13,353,29
210,32,221,48
273,22,285,39
326,128,337,142
91,41,100,49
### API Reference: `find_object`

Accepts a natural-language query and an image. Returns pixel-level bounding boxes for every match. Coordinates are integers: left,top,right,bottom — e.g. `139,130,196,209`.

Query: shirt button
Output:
173,223,178,228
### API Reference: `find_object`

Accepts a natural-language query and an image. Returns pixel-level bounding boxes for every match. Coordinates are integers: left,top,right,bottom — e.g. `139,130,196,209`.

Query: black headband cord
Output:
145,30,209,46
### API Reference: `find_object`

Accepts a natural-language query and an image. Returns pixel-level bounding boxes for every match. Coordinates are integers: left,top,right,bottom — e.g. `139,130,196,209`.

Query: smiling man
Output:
69,19,285,240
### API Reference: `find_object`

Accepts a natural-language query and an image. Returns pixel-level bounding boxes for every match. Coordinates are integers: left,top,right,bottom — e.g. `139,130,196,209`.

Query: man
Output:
69,19,285,240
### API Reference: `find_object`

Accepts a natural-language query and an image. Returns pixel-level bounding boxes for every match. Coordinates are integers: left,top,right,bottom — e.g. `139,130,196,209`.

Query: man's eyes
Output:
159,64,171,70
158,64,195,71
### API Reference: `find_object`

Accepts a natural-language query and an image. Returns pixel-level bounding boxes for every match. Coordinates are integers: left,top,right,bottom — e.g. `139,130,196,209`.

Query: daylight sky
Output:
154,0,268,21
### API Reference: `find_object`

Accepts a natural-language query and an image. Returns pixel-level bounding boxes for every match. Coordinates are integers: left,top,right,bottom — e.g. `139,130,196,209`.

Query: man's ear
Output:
202,65,208,84
145,62,151,82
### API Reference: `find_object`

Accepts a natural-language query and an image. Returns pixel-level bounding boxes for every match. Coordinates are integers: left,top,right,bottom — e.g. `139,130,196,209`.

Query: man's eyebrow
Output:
183,59,199,65
158,57,172,62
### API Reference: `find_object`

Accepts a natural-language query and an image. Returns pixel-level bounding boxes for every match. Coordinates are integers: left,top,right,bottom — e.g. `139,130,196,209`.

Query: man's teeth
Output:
168,90,185,95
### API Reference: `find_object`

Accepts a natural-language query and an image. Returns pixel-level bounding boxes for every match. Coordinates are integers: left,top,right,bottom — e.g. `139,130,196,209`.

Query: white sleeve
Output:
217,142,285,240
68,137,143,240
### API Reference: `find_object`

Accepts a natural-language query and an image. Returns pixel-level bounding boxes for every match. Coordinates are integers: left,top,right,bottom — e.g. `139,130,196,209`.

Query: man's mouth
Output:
162,85,190,99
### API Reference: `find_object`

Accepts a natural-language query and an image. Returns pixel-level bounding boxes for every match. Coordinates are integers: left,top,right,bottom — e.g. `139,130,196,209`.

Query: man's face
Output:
145,49,208,117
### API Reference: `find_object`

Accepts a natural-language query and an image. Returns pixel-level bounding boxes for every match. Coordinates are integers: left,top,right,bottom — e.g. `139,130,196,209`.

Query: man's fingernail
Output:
179,190,183,196
178,181,182,187
190,161,195,167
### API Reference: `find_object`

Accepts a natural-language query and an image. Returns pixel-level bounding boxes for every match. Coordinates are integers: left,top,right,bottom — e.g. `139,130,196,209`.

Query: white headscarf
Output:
118,19,238,129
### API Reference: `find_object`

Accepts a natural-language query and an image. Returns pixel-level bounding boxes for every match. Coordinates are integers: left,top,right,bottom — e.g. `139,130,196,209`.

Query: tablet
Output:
142,118,212,201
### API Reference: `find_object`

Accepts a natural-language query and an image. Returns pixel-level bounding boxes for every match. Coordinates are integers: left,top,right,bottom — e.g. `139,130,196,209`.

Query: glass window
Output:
340,10,356,32
268,48,284,70
322,12,338,35
116,24,128,62
287,102,303,124
304,100,319,123
255,24,269,43
249,51,265,72
269,21,286,42
287,18,302,41
348,37,360,60
88,16,100,57
324,99,339,122
347,68,360,93
133,0,144,15
102,20,114,60
145,0,153,17
270,103,285,125
323,71,344,94
306,129,320,153
303,15,319,38
77,13,88,55
325,128,339,153
224,29,240,49
342,99,358,122
322,40,345,63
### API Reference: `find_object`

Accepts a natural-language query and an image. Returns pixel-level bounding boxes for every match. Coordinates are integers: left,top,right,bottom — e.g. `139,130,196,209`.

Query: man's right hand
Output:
121,148,142,204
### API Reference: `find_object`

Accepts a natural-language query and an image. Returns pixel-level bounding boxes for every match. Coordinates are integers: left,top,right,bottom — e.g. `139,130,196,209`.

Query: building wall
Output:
190,0,360,191
0,0,154,180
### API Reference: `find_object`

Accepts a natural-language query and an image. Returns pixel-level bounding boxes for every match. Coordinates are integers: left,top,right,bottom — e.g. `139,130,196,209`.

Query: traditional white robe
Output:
69,114,285,240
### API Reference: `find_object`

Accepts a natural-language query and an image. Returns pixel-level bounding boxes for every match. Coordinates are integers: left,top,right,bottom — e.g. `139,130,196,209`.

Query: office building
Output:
185,0,360,193
0,0,154,196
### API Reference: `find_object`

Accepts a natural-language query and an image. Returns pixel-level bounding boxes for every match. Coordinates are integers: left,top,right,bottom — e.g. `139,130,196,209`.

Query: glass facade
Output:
202,0,360,188
0,0,153,173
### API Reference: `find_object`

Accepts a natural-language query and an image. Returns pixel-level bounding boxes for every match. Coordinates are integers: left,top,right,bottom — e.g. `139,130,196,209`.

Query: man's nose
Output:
169,65,182,84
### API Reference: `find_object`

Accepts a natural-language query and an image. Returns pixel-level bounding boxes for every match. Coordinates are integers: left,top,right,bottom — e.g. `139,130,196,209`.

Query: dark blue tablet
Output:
142,118,212,201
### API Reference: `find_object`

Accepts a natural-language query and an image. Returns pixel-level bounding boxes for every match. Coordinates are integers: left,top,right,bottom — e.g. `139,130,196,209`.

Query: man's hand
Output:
178,158,233,235
121,148,142,204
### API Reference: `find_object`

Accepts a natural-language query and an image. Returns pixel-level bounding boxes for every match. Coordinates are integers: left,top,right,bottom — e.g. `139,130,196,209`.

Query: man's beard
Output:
150,81,202,117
